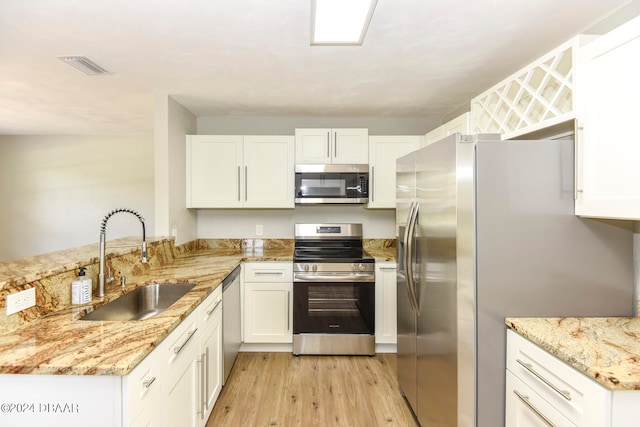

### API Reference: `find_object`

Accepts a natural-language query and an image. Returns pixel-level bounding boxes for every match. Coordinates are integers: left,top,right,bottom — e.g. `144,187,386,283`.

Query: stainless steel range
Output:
292,223,375,356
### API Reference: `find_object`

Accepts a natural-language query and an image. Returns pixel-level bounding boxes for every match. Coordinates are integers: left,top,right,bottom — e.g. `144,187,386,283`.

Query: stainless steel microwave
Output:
295,164,369,204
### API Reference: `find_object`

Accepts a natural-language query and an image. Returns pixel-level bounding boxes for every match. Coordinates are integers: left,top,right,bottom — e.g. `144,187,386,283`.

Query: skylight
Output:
311,0,377,46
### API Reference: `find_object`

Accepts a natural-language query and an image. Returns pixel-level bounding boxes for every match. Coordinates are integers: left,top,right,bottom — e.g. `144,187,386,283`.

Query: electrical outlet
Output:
6,288,36,315
256,224,263,236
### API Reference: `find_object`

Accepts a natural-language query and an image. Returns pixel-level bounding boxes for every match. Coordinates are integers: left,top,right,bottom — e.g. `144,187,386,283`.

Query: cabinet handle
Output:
197,355,205,418
254,271,284,276
174,328,198,355
205,346,210,410
142,376,156,389
287,290,291,331
371,166,374,202
513,390,556,427
327,132,330,158
206,299,222,316
334,131,337,157
245,165,248,201
237,166,241,201
574,120,584,201
516,359,571,401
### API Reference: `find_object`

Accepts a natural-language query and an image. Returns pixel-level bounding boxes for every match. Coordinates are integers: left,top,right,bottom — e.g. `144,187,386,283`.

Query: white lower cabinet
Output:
161,324,200,427
199,290,223,420
506,329,640,427
374,262,397,346
0,284,225,427
243,262,293,344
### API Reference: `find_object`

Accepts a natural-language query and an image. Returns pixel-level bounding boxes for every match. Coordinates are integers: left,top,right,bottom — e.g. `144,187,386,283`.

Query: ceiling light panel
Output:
311,0,377,45
58,56,111,76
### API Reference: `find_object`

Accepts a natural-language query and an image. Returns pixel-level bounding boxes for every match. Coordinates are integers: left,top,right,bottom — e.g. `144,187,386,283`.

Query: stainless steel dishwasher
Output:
222,265,241,385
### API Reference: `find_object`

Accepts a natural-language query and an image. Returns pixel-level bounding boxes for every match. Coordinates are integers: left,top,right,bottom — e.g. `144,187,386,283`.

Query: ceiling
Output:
0,0,634,135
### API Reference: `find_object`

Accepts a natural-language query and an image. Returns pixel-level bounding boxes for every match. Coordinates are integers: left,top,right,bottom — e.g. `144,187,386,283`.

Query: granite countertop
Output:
506,317,640,391
0,245,293,377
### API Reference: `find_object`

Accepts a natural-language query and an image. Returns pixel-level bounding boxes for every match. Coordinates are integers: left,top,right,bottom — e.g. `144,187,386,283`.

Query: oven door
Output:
293,280,375,335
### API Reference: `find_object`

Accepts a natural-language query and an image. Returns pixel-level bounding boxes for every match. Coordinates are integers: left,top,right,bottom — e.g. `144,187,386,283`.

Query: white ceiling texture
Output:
0,0,634,135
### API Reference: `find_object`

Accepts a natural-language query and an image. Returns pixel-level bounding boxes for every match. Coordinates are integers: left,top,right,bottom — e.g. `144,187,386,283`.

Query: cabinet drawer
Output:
201,286,223,325
243,262,293,283
161,314,199,370
506,330,609,426
124,348,161,423
506,370,576,426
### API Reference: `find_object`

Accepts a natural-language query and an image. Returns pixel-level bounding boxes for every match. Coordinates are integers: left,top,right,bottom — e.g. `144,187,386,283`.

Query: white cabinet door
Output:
161,334,200,427
295,128,332,163
243,136,295,208
130,397,162,427
333,128,369,164
424,113,470,148
374,262,397,345
187,135,295,209
425,126,444,147
368,136,421,208
186,135,243,208
506,370,576,427
295,128,368,164
442,112,470,136
244,282,293,343
575,15,640,220
199,289,223,423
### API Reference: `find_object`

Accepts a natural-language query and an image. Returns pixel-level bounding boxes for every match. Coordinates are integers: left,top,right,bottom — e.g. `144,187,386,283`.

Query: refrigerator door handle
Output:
405,201,420,315
402,206,416,313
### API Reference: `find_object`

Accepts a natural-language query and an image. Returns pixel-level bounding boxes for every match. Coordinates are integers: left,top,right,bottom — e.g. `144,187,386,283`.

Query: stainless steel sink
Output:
81,283,195,321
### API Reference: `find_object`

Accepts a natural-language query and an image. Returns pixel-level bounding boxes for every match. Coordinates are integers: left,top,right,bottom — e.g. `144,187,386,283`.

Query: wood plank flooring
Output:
206,352,418,426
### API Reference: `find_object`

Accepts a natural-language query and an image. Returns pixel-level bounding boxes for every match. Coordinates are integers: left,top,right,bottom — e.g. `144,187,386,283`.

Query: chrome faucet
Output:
98,208,148,297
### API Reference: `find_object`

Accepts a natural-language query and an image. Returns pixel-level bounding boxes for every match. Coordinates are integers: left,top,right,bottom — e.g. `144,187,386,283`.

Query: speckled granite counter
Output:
0,238,293,376
506,317,640,391
0,237,394,377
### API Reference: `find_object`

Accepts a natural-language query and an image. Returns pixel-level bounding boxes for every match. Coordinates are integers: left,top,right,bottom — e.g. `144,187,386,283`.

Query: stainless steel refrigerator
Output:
396,134,635,427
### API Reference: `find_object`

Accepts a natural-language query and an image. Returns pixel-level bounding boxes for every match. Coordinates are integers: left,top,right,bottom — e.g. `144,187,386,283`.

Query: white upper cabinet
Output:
243,135,295,208
424,113,470,147
186,135,295,209
424,126,444,147
442,112,470,136
187,135,244,208
368,135,421,208
575,15,640,220
295,128,368,164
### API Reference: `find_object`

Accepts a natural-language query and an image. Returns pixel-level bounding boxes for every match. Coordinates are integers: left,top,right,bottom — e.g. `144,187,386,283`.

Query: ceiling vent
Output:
57,56,111,76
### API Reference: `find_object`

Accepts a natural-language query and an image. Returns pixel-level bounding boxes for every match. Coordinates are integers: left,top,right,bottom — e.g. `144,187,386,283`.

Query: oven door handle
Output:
293,273,375,282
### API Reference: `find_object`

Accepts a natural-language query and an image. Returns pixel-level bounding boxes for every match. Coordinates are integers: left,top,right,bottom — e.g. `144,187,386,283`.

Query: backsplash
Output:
0,237,179,334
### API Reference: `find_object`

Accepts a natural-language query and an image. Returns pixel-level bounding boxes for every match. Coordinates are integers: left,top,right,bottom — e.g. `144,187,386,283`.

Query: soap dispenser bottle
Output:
71,267,92,305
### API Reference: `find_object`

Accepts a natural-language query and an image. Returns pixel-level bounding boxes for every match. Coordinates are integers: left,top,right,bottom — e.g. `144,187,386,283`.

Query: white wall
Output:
197,115,440,135
0,135,154,261
154,95,197,245
197,205,396,239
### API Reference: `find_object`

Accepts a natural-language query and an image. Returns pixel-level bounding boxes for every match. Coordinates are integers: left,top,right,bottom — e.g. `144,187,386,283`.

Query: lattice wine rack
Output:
470,35,596,139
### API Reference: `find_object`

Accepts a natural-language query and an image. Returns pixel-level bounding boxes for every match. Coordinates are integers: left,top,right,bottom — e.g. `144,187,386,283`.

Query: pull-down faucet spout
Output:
98,208,148,298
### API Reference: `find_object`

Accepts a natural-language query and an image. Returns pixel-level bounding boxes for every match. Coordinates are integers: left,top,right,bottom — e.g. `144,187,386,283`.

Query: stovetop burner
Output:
293,223,373,264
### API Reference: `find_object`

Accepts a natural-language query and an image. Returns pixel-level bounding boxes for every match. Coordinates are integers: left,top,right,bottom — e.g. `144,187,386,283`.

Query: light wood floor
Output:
206,352,418,426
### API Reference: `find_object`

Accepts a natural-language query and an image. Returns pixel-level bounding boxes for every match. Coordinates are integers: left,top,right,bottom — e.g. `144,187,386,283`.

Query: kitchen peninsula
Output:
0,237,294,374
506,317,640,426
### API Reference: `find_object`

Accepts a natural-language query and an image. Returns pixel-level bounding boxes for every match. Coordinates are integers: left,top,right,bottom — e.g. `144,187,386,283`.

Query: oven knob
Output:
350,264,357,271
358,263,366,271
312,264,318,272
303,264,310,272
